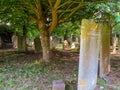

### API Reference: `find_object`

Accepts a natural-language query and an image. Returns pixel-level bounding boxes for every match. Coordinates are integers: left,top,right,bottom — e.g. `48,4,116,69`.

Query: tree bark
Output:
99,24,110,78
38,21,50,62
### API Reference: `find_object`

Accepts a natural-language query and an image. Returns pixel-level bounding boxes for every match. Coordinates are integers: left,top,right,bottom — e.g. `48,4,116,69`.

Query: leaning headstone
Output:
52,80,65,90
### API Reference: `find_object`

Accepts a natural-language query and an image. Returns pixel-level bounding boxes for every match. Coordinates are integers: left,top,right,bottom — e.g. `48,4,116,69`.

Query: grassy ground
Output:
0,50,120,90
0,52,78,90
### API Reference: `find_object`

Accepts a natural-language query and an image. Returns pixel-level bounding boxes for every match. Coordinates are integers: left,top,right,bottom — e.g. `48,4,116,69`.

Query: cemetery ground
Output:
0,49,120,90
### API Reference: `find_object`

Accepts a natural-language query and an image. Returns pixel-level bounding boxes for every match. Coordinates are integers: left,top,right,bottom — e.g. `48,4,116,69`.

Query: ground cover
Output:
0,50,120,90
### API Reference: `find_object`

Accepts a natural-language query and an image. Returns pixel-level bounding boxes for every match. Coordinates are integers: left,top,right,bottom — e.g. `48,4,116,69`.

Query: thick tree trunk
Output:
78,19,100,90
40,31,50,62
34,37,42,53
99,24,110,78
38,22,50,62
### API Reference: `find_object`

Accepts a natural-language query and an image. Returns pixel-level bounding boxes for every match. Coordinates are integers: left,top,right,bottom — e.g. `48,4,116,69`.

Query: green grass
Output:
0,55,78,90
97,78,106,86
0,52,120,90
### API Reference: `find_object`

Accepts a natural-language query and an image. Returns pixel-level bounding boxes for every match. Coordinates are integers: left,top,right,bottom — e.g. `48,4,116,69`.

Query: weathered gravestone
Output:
34,37,42,53
78,19,100,90
50,36,59,49
99,24,110,78
63,40,69,50
52,80,65,90
12,35,18,48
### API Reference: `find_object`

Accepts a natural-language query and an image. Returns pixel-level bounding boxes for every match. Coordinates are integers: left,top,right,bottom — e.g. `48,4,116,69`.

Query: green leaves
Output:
53,21,80,37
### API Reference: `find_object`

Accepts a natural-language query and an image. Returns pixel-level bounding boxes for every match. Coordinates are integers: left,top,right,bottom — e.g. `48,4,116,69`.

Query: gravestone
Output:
71,43,75,48
52,80,65,90
50,36,59,49
78,19,100,90
12,35,18,48
63,40,69,50
34,37,42,53
99,24,110,78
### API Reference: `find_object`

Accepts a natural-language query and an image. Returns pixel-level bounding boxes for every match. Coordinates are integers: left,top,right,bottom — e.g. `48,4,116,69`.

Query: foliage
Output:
53,21,80,38
0,0,39,39
0,0,112,61
113,23,120,34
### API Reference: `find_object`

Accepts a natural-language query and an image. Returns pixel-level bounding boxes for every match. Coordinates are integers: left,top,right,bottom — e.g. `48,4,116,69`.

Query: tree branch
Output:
48,0,52,8
112,22,120,29
35,0,43,19
59,3,74,19
54,0,61,9
58,0,71,9
48,0,61,34
58,3,84,24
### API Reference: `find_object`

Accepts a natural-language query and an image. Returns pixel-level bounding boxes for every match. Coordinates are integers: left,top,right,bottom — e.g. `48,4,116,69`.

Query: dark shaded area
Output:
0,25,13,49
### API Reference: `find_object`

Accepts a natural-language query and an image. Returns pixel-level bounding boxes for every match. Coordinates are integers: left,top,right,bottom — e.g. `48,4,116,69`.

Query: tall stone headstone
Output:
78,19,100,90
99,24,110,78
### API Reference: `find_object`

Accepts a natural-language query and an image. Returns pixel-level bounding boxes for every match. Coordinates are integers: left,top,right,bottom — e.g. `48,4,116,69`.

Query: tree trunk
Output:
99,24,110,78
78,19,100,90
38,22,50,62
34,37,42,53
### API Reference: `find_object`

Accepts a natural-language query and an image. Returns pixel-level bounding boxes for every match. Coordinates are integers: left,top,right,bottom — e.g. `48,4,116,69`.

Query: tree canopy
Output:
0,0,113,61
